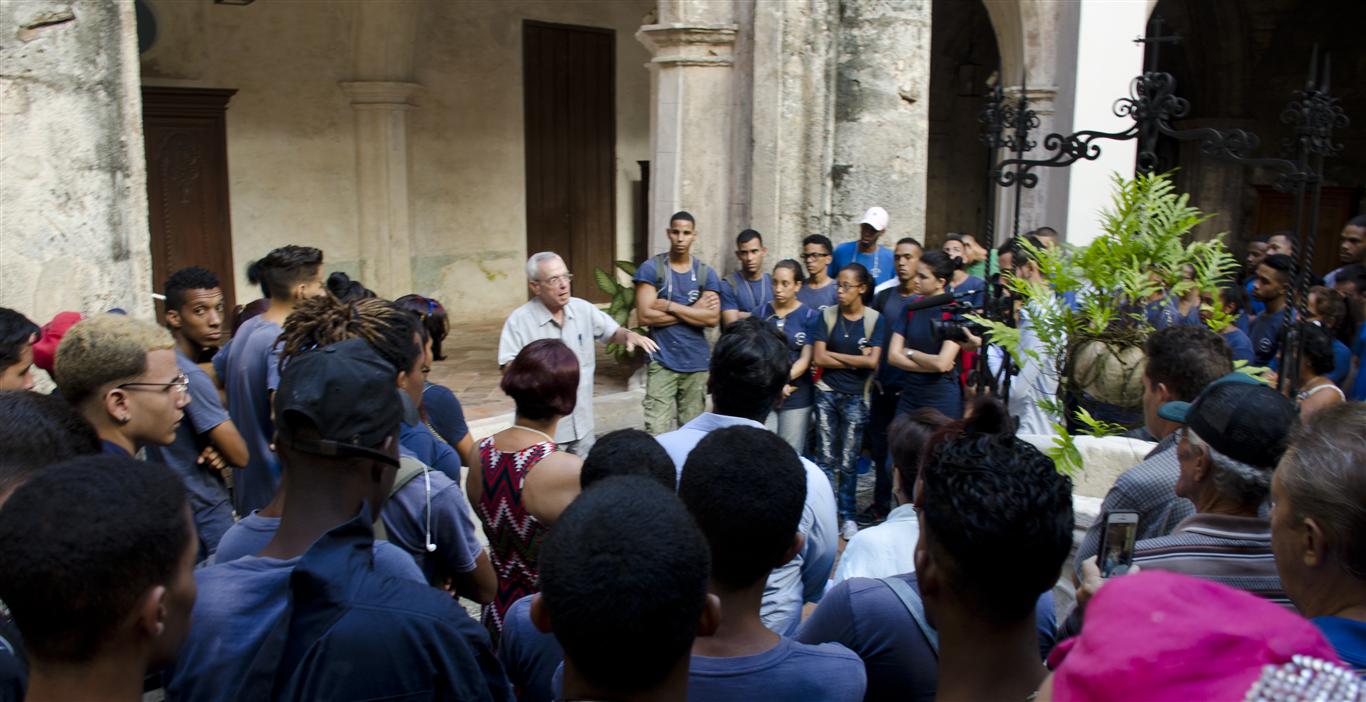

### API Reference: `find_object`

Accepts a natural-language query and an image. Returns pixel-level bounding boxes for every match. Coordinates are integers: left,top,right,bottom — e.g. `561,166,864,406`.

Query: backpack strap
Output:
880,576,939,657
374,456,429,542
862,307,880,342
823,305,840,335
654,254,711,303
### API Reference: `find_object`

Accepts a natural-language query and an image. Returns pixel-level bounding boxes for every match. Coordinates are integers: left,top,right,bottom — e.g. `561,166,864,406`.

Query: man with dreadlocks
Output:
168,295,509,701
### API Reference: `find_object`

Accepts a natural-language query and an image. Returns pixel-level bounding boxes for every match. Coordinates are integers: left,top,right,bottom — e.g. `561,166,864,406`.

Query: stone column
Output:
0,0,152,320
636,17,739,275
830,0,932,244
338,81,420,296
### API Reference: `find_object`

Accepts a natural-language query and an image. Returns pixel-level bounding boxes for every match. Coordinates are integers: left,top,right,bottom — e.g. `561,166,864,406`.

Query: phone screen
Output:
1100,514,1138,577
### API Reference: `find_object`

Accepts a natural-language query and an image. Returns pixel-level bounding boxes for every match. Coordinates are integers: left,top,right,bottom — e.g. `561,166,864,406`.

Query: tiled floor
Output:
428,322,638,421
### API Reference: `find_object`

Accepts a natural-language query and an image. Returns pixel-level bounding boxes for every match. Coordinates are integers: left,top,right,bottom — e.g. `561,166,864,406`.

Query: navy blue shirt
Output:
422,381,470,450
892,299,957,387
759,302,819,410
1222,329,1255,364
721,272,773,317
400,421,463,481
218,314,285,514
168,510,511,701
872,287,918,392
811,310,885,395
634,256,722,373
948,275,986,311
497,596,563,702
1249,307,1289,366
797,282,838,311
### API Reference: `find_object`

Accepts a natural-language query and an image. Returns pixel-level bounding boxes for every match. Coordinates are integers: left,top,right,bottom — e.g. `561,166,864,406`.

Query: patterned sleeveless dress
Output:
475,434,557,640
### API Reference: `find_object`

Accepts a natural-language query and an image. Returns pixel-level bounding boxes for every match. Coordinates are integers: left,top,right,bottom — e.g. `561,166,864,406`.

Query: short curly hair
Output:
1143,325,1232,402
54,315,174,406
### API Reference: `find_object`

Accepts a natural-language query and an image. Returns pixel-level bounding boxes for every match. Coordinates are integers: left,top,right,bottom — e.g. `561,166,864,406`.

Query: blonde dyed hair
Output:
54,315,175,405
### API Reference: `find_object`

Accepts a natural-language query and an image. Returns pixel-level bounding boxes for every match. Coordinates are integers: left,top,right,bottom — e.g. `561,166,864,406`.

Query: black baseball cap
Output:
273,338,418,467
1159,375,1297,470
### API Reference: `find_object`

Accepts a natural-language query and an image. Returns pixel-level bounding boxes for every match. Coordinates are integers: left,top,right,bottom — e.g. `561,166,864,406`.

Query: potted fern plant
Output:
594,260,649,365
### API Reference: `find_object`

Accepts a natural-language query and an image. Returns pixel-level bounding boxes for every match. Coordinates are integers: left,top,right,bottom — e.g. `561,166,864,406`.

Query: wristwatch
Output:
905,348,915,361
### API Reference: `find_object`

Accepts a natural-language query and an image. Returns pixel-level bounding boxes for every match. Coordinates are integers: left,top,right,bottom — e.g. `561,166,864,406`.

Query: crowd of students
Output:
0,214,1363,701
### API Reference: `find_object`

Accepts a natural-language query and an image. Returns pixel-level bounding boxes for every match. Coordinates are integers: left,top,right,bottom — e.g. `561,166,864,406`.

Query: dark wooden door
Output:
524,21,615,303
142,87,237,321
1252,185,1360,276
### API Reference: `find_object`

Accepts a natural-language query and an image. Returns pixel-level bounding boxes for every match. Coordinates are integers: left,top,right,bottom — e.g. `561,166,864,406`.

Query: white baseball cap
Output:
860,206,889,232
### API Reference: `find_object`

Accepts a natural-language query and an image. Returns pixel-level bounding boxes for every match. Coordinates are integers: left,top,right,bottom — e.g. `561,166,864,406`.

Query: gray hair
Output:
1279,403,1366,580
1185,428,1272,509
526,252,563,282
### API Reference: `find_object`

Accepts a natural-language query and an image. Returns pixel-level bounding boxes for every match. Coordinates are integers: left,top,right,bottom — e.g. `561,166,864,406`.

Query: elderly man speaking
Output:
499,252,657,456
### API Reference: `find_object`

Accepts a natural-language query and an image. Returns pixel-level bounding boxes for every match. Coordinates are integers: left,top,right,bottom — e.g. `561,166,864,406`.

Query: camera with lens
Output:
929,300,988,344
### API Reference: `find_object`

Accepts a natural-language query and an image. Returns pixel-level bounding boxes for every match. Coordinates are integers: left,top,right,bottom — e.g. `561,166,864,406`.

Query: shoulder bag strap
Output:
880,576,939,656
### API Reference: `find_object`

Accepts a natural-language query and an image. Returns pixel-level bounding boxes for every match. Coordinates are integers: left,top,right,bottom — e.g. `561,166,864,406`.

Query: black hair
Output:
709,317,790,422
0,307,39,371
0,455,190,662
1033,226,1058,238
887,408,952,494
678,427,806,591
919,250,956,285
1217,283,1249,316
669,211,695,226
1144,325,1233,401
540,475,710,695
736,229,762,246
896,237,924,250
1003,235,1045,267
772,259,805,284
1301,323,1337,376
246,245,324,300
1349,214,1366,229
1261,253,1295,283
580,429,676,491
920,419,1073,624
163,267,221,313
1338,264,1366,292
838,263,875,306
326,271,376,304
802,234,834,254
394,294,450,361
0,390,101,498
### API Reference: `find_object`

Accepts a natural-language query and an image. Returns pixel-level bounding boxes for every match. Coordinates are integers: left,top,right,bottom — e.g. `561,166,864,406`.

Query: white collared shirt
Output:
498,296,619,443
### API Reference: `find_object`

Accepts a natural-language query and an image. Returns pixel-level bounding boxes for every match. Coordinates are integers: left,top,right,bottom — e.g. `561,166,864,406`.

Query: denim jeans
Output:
813,389,869,521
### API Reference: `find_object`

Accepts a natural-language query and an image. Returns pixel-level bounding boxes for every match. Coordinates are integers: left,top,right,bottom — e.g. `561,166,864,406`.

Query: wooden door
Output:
523,21,616,303
1251,185,1360,277
142,87,237,322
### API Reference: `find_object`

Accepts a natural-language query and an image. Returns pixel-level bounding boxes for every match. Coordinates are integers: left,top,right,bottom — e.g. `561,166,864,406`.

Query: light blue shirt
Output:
832,503,919,584
658,413,839,635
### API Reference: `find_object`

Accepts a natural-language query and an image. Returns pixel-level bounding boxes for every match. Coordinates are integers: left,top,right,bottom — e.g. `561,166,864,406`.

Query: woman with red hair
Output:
466,339,583,641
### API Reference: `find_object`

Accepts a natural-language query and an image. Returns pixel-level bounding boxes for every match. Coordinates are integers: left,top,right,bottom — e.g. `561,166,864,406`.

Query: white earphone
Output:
421,462,437,552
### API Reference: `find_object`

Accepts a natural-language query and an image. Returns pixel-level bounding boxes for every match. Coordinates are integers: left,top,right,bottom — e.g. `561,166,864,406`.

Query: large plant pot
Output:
1070,339,1147,410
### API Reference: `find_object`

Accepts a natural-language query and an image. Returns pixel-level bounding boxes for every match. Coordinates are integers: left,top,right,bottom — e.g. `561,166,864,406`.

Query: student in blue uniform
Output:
678,427,866,701
634,211,723,434
812,264,885,541
798,235,839,311
757,260,819,455
720,229,773,326
865,237,924,524
167,337,510,702
886,251,964,420
1250,254,1295,366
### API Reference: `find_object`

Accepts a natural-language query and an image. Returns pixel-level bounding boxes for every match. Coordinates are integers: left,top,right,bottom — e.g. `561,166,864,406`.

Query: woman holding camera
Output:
887,250,965,419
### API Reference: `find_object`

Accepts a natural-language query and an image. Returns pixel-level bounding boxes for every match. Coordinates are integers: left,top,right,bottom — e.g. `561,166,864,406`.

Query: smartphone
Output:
1097,511,1139,577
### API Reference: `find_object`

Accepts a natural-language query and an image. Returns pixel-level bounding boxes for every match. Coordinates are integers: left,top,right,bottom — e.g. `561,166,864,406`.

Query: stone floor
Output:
427,321,638,421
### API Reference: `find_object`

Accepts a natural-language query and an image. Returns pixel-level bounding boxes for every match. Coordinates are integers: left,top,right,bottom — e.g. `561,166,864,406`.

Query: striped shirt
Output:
1075,433,1195,576
1132,513,1292,610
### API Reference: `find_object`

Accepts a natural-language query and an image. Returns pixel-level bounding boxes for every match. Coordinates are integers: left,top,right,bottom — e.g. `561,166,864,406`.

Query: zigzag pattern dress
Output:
475,434,557,641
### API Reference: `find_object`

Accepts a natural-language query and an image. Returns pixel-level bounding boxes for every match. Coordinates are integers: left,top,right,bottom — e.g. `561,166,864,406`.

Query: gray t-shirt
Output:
145,349,233,553
380,458,485,583
210,511,424,584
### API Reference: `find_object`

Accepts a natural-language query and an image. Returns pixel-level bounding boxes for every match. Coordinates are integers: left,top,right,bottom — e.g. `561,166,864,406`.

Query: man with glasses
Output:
146,267,250,562
798,234,838,311
500,251,657,456
53,313,191,458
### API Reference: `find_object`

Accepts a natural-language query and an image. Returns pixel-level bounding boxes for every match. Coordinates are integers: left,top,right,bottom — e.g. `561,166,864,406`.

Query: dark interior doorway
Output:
142,86,237,324
523,20,616,303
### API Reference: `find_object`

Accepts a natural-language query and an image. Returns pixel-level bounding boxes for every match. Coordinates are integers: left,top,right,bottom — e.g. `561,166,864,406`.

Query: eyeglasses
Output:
118,373,189,395
835,283,862,291
801,253,831,260
541,273,574,286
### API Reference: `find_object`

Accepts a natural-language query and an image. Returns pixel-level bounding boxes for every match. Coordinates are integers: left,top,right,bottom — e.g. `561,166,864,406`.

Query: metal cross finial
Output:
1134,13,1181,73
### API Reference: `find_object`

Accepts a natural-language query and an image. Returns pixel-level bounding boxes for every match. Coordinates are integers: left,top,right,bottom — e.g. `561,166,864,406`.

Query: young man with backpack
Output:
720,229,772,326
634,211,722,434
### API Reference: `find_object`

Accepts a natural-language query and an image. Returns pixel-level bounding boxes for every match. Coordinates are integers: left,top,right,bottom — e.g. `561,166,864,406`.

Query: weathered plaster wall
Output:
409,0,653,311
1,0,152,321
139,0,652,319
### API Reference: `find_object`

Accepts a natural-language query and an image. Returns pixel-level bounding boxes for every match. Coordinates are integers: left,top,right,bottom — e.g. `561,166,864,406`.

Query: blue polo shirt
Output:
166,510,511,702
218,314,284,514
1222,329,1255,364
758,302,818,410
721,272,773,317
797,282,838,311
634,256,721,373
831,242,895,286
1249,307,1290,366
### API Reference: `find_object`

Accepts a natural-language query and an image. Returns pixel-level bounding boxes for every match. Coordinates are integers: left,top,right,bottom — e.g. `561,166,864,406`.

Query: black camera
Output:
929,300,987,344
